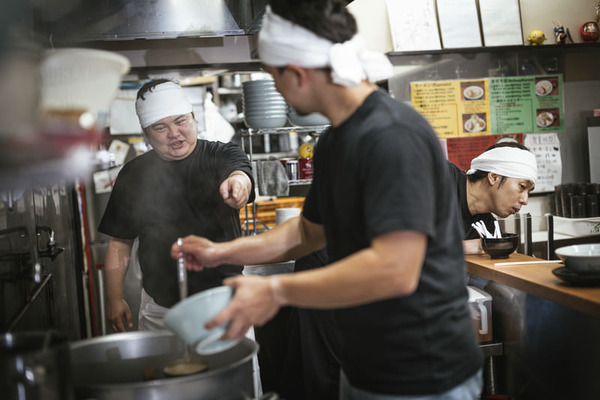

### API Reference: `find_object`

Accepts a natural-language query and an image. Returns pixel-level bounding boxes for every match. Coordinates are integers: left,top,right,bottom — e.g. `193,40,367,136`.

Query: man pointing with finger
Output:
99,79,254,332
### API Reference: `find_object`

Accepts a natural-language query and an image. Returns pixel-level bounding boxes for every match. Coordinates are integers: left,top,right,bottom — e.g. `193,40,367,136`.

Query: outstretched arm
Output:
220,171,253,209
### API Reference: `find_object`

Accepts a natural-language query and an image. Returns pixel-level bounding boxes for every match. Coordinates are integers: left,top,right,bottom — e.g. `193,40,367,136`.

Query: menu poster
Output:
489,75,564,134
411,79,491,137
459,80,490,135
478,0,523,46
524,133,562,192
411,80,460,137
533,76,563,132
411,75,564,137
386,0,442,52
436,0,482,48
446,134,523,172
488,77,535,134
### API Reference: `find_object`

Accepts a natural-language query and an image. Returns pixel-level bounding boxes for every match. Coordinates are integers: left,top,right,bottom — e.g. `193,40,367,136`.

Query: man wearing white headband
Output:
99,79,254,333
448,142,537,254
172,2,482,399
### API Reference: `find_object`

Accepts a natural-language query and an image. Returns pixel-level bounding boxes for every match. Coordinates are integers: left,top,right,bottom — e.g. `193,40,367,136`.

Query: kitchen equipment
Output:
162,238,207,376
467,286,493,343
555,244,600,274
242,80,287,129
0,331,74,400
40,48,130,116
552,266,600,286
164,286,237,355
69,332,258,400
481,233,519,259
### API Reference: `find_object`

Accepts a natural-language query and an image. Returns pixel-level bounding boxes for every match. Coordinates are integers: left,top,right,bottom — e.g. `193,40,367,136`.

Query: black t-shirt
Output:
98,140,254,308
446,161,497,240
303,90,482,395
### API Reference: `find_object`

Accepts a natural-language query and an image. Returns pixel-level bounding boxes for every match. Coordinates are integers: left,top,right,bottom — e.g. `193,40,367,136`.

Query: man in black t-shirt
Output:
99,80,254,332
172,2,483,399
448,142,537,254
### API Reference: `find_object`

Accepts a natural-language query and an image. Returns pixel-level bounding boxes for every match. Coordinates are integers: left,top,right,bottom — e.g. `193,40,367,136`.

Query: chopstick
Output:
494,260,563,267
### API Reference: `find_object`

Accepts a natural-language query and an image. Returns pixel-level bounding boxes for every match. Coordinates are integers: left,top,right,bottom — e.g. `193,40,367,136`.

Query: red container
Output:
299,158,313,179
580,21,600,43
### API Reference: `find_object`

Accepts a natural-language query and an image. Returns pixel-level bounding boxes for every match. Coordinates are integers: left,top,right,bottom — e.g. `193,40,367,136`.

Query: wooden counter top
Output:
466,253,600,318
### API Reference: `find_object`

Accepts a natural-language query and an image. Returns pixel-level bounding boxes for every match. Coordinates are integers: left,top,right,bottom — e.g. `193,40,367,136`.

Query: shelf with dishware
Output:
239,125,324,234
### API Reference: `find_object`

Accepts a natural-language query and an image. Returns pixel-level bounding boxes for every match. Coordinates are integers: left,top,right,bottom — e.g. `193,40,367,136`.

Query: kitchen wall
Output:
350,0,600,237
348,0,600,52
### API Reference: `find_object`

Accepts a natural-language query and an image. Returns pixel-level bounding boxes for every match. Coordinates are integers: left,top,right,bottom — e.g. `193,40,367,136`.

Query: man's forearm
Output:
104,237,135,300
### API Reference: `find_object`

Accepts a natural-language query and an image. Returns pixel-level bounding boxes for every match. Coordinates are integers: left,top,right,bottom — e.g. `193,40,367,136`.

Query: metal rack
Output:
239,125,328,235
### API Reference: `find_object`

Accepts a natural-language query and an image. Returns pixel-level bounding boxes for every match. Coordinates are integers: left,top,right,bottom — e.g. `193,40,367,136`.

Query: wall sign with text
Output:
411,75,564,137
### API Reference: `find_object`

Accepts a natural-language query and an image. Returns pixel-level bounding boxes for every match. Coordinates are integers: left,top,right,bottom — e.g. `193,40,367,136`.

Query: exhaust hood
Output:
34,0,267,42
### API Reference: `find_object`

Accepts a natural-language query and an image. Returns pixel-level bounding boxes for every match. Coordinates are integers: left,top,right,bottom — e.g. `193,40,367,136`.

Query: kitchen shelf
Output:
387,42,600,57
241,125,323,235
217,87,243,95
240,125,329,137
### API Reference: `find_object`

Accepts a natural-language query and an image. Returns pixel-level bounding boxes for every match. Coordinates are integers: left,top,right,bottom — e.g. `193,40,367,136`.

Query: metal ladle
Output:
163,238,207,377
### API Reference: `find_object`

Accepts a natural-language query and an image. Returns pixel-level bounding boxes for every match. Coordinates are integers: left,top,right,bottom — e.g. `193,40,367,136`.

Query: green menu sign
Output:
489,75,563,134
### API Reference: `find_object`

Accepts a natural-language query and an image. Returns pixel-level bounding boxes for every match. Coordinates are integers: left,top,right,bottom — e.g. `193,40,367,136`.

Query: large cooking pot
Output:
0,330,74,400
69,331,259,400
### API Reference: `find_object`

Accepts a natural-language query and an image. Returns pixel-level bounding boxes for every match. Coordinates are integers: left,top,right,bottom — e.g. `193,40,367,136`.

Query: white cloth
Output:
258,6,393,87
138,288,170,332
135,82,193,128
467,147,538,185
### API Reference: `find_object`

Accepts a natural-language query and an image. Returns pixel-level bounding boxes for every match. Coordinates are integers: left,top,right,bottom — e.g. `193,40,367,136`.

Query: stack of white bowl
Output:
242,79,288,129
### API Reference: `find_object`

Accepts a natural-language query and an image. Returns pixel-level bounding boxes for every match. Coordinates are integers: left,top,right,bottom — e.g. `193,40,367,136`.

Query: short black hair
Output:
136,79,176,101
269,0,357,43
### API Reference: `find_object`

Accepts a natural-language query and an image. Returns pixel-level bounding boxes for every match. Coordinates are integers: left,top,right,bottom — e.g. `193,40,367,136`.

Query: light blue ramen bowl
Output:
163,286,238,355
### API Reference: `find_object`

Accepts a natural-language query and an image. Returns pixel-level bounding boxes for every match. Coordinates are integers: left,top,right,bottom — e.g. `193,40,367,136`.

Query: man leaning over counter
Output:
448,141,537,254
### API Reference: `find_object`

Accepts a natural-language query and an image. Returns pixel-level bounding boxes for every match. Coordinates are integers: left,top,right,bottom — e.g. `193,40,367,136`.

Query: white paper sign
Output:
479,0,523,46
436,0,482,48
108,139,130,167
93,166,123,194
386,0,442,52
524,133,562,193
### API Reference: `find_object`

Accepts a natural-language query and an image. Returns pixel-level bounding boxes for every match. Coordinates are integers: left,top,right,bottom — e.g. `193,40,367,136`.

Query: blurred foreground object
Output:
1,47,130,187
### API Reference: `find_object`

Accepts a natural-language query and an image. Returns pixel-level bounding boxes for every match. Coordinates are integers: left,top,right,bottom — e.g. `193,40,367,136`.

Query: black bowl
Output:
482,233,519,259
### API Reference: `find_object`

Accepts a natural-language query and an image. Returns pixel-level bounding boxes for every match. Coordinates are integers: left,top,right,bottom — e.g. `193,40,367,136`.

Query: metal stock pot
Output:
69,331,259,400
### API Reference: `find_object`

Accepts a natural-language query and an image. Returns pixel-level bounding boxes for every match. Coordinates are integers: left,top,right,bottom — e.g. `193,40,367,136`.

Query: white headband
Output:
135,82,193,128
258,6,393,87
467,147,538,186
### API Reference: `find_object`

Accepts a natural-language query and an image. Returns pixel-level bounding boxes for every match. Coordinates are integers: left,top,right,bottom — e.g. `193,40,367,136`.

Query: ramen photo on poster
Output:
463,113,487,133
461,81,485,101
534,76,558,96
536,108,559,128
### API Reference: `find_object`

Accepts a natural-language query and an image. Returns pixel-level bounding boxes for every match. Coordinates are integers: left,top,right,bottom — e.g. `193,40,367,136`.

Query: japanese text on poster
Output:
411,75,563,137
